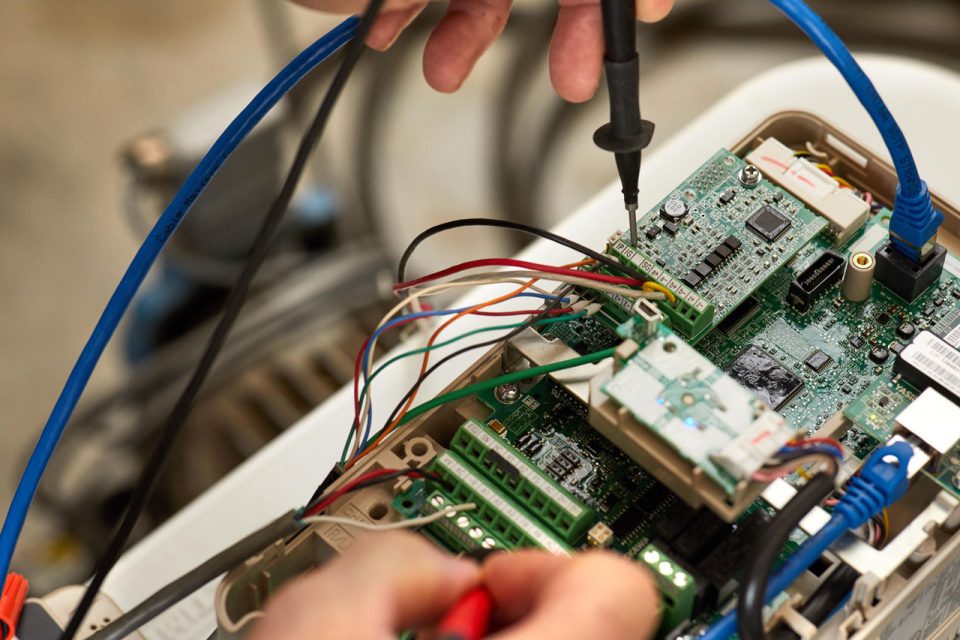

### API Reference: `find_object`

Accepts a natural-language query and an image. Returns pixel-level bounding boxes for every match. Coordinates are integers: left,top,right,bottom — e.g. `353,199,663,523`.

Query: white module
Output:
895,387,960,454
747,137,869,244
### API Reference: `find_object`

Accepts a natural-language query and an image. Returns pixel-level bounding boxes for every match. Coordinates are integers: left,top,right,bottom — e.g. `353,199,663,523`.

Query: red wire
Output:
306,468,426,517
393,258,644,291
788,437,844,454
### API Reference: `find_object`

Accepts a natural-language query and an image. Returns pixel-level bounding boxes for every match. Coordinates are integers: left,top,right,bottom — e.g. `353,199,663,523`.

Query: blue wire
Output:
768,0,942,257
777,444,844,461
0,18,359,580
768,0,921,197
355,292,570,449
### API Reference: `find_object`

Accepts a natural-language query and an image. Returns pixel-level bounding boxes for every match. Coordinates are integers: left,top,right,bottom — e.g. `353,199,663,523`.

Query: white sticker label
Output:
901,331,960,398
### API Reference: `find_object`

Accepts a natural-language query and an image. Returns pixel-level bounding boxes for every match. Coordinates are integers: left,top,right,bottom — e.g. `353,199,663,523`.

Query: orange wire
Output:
347,258,595,467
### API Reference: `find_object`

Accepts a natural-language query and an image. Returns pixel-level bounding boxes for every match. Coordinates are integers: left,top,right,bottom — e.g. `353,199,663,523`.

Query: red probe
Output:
436,587,494,640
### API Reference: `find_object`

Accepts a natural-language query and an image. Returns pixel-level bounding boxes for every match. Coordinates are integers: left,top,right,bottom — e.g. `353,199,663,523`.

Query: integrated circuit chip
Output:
724,345,804,410
804,349,832,372
746,205,792,242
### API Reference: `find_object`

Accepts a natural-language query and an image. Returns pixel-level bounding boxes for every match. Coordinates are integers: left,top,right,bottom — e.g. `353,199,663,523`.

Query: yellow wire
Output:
796,467,812,481
882,508,891,545
643,281,676,304
833,176,854,190
816,163,834,174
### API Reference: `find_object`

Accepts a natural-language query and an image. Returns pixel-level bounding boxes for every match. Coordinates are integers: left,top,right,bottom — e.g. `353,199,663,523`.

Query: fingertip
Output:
549,2,603,103
637,0,674,22
366,4,427,51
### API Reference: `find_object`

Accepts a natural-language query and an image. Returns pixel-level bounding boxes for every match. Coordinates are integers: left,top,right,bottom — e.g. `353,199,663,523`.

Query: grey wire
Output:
86,511,300,640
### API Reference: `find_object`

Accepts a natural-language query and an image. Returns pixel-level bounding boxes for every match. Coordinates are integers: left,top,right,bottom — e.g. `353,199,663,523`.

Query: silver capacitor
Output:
841,251,875,302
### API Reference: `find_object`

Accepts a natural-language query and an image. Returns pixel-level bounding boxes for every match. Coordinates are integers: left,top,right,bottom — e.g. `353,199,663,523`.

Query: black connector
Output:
874,242,946,303
787,251,844,311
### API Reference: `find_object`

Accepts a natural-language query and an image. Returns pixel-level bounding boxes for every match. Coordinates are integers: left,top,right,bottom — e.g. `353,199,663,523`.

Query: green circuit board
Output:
605,149,828,340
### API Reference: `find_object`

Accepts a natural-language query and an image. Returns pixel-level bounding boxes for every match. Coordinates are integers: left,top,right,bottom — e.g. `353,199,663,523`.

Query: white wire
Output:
301,503,476,531
354,274,658,458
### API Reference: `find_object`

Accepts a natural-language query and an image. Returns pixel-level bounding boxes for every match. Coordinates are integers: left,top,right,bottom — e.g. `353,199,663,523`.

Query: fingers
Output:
637,0,675,22
484,551,661,640
248,532,480,640
368,2,429,50
422,0,513,92
550,0,604,103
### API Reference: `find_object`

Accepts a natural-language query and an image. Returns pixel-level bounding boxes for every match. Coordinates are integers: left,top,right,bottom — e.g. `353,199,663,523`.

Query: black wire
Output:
737,469,838,640
305,469,446,513
59,5,386,638
395,219,647,284
768,563,860,640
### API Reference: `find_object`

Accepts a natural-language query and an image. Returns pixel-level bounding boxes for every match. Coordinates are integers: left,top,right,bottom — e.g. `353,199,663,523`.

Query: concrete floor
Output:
3,0,959,583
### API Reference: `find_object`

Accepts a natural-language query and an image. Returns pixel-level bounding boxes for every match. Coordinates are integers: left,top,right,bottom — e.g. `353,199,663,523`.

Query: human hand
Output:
483,549,660,639
293,0,674,102
248,531,660,639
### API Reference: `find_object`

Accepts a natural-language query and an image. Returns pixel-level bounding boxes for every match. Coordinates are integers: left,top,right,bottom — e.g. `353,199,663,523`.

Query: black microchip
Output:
645,225,661,240
705,253,723,268
724,235,742,251
746,205,792,242
719,189,737,205
876,312,891,325
663,221,680,236
804,350,832,372
683,272,702,288
849,335,864,349
714,244,733,260
725,345,804,410
610,505,647,538
694,262,712,278
890,341,904,355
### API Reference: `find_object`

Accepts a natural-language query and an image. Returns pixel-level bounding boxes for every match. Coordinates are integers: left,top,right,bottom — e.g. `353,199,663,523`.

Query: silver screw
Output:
738,164,762,187
482,537,497,549
495,383,521,404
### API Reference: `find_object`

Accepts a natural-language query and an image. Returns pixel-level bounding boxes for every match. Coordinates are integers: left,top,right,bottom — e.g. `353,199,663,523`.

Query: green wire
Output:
396,346,615,425
350,345,616,459
339,312,586,463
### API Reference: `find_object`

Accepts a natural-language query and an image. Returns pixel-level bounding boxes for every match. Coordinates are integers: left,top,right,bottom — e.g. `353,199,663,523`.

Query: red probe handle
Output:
436,587,494,640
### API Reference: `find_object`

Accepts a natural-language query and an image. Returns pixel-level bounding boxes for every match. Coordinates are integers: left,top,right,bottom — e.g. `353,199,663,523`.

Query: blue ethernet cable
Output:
769,0,942,260
702,440,912,640
0,18,359,581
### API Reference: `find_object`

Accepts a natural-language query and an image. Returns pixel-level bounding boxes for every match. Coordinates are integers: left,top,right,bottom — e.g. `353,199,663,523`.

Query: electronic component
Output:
746,137,869,244
660,198,688,221
450,419,596,543
639,545,696,633
895,389,960,455
718,189,737,206
874,242,947,303
895,330,960,405
487,419,507,435
787,250,845,311
724,345,804,411
586,522,614,547
600,326,795,507
606,149,825,341
841,251,875,302
610,504,647,538
716,297,760,336
746,205,792,243
645,225,662,240
804,349,832,373
419,491,508,553
869,345,890,364
897,322,917,340
429,452,570,554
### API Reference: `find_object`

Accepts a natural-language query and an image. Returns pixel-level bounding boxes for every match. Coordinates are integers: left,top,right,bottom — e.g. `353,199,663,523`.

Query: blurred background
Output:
3,0,960,592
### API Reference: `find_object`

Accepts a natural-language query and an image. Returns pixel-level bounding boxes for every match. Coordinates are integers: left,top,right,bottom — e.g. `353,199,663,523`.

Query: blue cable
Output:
777,444,844,461
769,0,942,259
702,441,912,640
0,18,359,580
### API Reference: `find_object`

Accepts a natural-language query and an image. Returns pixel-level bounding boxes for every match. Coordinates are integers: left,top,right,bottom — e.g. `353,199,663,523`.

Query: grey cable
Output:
86,511,300,640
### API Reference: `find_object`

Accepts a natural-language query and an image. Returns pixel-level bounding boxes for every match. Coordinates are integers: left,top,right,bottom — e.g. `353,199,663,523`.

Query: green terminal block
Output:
639,544,696,633
419,491,510,554
450,419,597,543
429,451,570,555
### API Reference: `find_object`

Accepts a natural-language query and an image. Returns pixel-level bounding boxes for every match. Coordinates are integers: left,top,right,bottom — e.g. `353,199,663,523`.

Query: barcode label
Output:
902,332,960,396
944,322,960,349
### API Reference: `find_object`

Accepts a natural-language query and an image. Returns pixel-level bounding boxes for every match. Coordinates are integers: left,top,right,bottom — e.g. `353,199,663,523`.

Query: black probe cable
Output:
58,4,386,637
737,465,838,640
395,219,649,284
